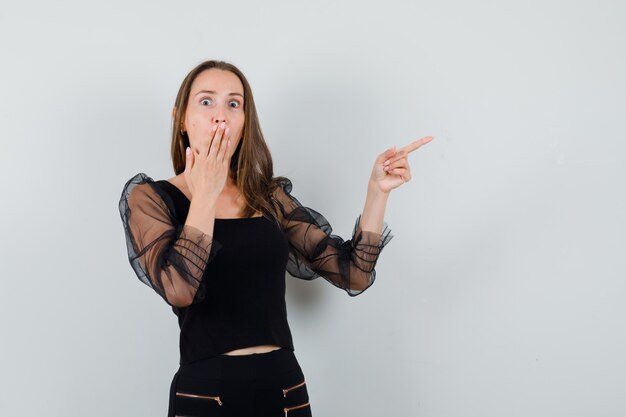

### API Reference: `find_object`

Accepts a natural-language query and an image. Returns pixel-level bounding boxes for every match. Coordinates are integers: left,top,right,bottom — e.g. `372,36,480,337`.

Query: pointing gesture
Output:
370,136,434,193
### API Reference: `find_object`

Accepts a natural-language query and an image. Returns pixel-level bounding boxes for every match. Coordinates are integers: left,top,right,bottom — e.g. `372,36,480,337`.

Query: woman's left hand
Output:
369,136,434,193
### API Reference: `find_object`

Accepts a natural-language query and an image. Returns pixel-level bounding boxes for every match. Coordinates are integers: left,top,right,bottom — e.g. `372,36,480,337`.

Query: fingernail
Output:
213,125,218,131
186,146,190,154
221,122,226,129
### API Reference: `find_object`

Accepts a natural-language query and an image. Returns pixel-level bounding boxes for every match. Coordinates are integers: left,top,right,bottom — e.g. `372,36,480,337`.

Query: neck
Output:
225,175,237,189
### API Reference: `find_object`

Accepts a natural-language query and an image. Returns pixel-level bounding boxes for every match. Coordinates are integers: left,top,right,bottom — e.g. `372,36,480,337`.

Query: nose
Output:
212,107,227,126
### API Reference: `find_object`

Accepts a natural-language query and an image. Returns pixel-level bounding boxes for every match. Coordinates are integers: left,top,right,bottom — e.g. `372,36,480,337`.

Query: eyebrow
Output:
194,89,244,99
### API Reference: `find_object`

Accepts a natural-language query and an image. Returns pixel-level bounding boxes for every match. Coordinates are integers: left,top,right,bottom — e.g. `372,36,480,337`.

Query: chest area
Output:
162,181,288,270
214,188,262,218
211,218,290,273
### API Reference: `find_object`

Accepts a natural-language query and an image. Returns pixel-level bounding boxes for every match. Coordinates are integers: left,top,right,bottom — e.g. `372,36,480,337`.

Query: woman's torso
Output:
167,174,281,356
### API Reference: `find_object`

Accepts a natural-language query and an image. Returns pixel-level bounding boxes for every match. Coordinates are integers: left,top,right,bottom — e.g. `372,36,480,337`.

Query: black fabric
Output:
119,174,222,307
168,348,312,417
271,176,394,295
118,172,393,364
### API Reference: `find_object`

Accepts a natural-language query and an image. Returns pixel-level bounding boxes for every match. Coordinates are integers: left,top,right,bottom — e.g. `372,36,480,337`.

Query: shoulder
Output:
166,173,186,190
119,172,178,222
271,175,293,195
266,176,294,214
269,175,306,216
121,172,156,198
120,172,170,209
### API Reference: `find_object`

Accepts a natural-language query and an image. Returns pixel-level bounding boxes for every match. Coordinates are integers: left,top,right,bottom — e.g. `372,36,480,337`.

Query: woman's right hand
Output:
183,122,231,202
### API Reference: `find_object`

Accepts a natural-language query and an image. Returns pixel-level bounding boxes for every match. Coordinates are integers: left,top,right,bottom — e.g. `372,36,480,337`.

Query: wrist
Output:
190,194,218,209
368,180,390,197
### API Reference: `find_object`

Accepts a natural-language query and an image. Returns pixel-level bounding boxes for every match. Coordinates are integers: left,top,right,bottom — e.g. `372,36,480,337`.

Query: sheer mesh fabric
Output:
119,172,393,306
271,177,394,296
119,173,222,307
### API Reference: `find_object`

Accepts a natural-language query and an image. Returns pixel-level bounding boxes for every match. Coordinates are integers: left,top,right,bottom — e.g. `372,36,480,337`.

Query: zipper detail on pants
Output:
175,391,223,406
282,380,306,397
284,401,310,416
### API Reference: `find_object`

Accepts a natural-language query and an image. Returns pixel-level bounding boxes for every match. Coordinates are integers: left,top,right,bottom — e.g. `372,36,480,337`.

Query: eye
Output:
229,100,241,108
200,98,212,106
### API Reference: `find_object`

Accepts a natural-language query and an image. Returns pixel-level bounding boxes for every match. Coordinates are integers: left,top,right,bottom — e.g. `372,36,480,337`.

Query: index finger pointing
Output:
401,136,434,154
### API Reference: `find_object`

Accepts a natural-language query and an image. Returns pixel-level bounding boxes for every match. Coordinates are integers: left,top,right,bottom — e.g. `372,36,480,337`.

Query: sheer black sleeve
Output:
118,173,222,307
271,177,393,296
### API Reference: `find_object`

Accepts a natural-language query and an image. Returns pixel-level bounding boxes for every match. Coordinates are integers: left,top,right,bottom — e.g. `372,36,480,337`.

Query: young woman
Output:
118,59,432,417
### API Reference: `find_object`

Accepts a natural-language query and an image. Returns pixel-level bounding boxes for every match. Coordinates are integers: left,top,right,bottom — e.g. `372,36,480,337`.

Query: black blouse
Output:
118,172,393,364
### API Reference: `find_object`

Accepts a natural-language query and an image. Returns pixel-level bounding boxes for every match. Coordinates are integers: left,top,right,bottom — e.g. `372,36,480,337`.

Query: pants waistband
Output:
178,348,300,381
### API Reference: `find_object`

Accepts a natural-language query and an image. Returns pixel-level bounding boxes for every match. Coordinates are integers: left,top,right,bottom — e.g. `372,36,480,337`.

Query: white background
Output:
1,1,625,416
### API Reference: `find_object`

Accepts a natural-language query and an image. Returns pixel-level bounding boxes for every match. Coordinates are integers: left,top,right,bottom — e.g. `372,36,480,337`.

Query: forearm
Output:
185,195,217,238
359,181,390,234
171,195,218,307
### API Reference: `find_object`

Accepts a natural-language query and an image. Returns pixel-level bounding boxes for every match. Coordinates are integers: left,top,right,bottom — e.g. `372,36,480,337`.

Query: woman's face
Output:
181,68,245,159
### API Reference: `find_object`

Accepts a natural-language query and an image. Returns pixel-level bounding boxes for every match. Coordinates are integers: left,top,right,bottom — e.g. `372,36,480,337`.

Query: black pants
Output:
167,348,313,417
